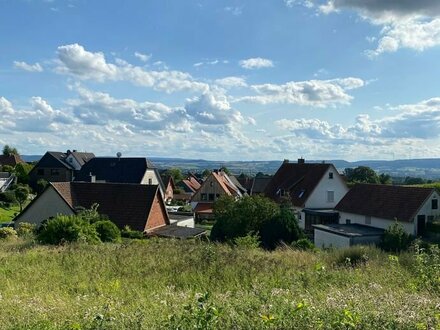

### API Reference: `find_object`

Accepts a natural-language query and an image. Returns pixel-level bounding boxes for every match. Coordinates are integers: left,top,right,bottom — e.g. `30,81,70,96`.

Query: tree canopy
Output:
2,145,18,156
344,166,380,184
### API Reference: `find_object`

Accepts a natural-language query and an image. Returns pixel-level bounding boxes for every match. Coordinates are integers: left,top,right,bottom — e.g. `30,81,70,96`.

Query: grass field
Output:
0,204,20,223
0,238,439,329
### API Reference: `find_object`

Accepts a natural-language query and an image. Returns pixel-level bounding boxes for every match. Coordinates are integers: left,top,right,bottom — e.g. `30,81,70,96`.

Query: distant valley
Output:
22,155,440,179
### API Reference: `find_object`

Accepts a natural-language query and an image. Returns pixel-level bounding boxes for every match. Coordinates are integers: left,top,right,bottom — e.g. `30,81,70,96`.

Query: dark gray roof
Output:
313,223,385,237
70,152,95,166
251,177,272,195
150,224,206,239
74,157,154,184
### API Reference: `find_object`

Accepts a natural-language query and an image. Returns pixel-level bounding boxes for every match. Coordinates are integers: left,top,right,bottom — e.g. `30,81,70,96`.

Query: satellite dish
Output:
116,152,122,158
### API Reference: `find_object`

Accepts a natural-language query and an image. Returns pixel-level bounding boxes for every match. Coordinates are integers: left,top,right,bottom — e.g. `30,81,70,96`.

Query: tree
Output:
14,163,33,184
14,184,30,212
344,166,380,184
219,166,231,175
202,169,211,179
380,221,413,252
165,168,184,183
379,173,392,185
2,145,18,156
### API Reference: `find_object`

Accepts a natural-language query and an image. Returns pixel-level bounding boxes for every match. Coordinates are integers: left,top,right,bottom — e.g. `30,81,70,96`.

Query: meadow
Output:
0,238,439,329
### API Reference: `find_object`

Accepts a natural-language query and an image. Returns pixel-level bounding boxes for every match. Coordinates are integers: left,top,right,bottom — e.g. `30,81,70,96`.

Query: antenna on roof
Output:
116,152,122,159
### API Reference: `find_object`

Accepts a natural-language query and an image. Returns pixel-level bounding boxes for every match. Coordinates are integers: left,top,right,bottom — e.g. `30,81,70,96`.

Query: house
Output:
74,156,165,196
191,170,246,220
174,174,202,201
335,184,440,236
14,182,169,233
264,158,349,231
28,150,95,190
161,175,175,203
250,176,272,195
0,154,24,168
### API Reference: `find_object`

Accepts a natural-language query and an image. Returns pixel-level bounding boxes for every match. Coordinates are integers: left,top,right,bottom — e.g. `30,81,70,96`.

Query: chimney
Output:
283,159,289,164
89,172,96,183
298,158,305,164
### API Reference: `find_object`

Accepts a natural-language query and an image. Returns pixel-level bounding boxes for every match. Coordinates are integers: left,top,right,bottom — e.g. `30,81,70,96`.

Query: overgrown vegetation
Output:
0,238,439,329
379,221,414,252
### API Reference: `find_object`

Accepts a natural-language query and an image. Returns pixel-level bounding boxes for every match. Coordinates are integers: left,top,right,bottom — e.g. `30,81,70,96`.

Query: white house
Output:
334,184,440,236
264,158,349,231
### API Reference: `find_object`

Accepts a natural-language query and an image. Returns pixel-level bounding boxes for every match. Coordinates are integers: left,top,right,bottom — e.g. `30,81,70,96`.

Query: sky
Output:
1,0,440,161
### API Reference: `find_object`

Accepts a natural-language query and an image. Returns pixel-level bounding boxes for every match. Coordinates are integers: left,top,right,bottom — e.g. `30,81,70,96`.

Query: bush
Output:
233,233,260,249
93,220,121,243
0,227,18,240
37,215,100,245
292,238,316,251
260,206,303,250
380,222,414,252
0,191,17,203
331,246,371,267
16,222,36,238
121,226,144,239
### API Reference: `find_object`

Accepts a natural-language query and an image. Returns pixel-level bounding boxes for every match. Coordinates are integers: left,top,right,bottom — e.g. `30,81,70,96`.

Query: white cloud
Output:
214,76,247,88
55,43,208,93
239,57,274,69
314,1,440,56
13,61,43,72
0,97,15,115
236,77,364,107
134,52,152,62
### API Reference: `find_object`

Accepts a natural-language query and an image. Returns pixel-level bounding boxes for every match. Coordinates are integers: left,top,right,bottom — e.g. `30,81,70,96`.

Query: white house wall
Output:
305,165,349,209
314,229,351,248
338,211,415,235
15,186,74,227
141,169,159,185
415,191,440,221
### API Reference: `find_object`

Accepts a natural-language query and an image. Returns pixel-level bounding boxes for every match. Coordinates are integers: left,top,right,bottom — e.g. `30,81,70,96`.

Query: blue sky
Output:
1,0,440,161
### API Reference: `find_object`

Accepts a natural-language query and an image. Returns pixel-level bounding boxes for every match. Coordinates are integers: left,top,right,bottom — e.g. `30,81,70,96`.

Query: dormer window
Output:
329,172,334,179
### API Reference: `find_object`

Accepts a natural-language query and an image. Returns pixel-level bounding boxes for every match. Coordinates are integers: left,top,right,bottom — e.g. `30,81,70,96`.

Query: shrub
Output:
233,233,260,249
260,206,303,250
0,227,18,240
412,243,440,293
380,222,413,252
0,191,16,203
16,222,36,238
292,238,316,251
93,220,121,243
121,226,144,239
37,215,100,245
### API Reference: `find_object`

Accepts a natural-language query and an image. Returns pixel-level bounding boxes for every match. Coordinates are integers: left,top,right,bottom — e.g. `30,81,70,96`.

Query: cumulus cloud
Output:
0,97,15,115
311,1,440,56
236,77,364,107
13,61,43,72
239,57,274,69
275,97,440,142
55,43,209,93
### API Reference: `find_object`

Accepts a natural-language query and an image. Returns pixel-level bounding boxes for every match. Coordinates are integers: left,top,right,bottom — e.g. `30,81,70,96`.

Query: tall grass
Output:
0,238,439,329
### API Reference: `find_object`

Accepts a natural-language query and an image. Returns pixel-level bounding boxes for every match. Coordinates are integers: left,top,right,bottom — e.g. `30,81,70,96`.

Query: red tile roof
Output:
51,182,169,231
264,162,332,207
194,202,213,214
0,154,24,167
335,184,436,222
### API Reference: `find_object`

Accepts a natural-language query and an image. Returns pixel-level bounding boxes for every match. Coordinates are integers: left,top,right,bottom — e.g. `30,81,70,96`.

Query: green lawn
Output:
0,238,439,329
0,204,20,222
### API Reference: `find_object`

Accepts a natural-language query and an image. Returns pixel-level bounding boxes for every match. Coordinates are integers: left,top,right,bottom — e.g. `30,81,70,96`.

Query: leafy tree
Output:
36,179,48,195
14,163,33,184
219,166,231,175
2,145,18,156
344,166,380,184
404,176,426,185
1,165,14,173
202,169,211,179
379,173,392,185
165,168,184,183
14,184,30,212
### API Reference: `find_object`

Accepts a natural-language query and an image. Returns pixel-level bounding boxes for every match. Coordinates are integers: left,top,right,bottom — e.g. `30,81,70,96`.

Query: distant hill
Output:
21,155,440,179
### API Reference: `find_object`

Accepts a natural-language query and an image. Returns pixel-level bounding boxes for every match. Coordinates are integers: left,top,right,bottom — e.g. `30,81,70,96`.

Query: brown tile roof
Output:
251,177,272,195
181,176,201,193
264,162,332,207
0,154,24,167
335,184,436,222
51,182,169,231
194,202,213,214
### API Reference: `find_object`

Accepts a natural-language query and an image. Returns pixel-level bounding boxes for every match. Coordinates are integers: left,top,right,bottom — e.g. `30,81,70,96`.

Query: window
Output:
328,172,334,179
365,215,371,225
148,178,152,185
208,193,215,201
327,190,334,203
201,193,207,201
346,219,351,224
432,199,438,210
50,169,60,176
37,169,44,176
298,189,305,198
216,194,220,199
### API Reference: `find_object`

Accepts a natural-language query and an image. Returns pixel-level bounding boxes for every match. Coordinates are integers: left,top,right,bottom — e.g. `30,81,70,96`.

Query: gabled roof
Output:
69,151,95,166
264,162,332,207
162,175,176,190
51,182,168,231
179,175,201,193
0,154,24,167
335,184,437,222
31,151,95,170
74,157,154,184
251,177,272,195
